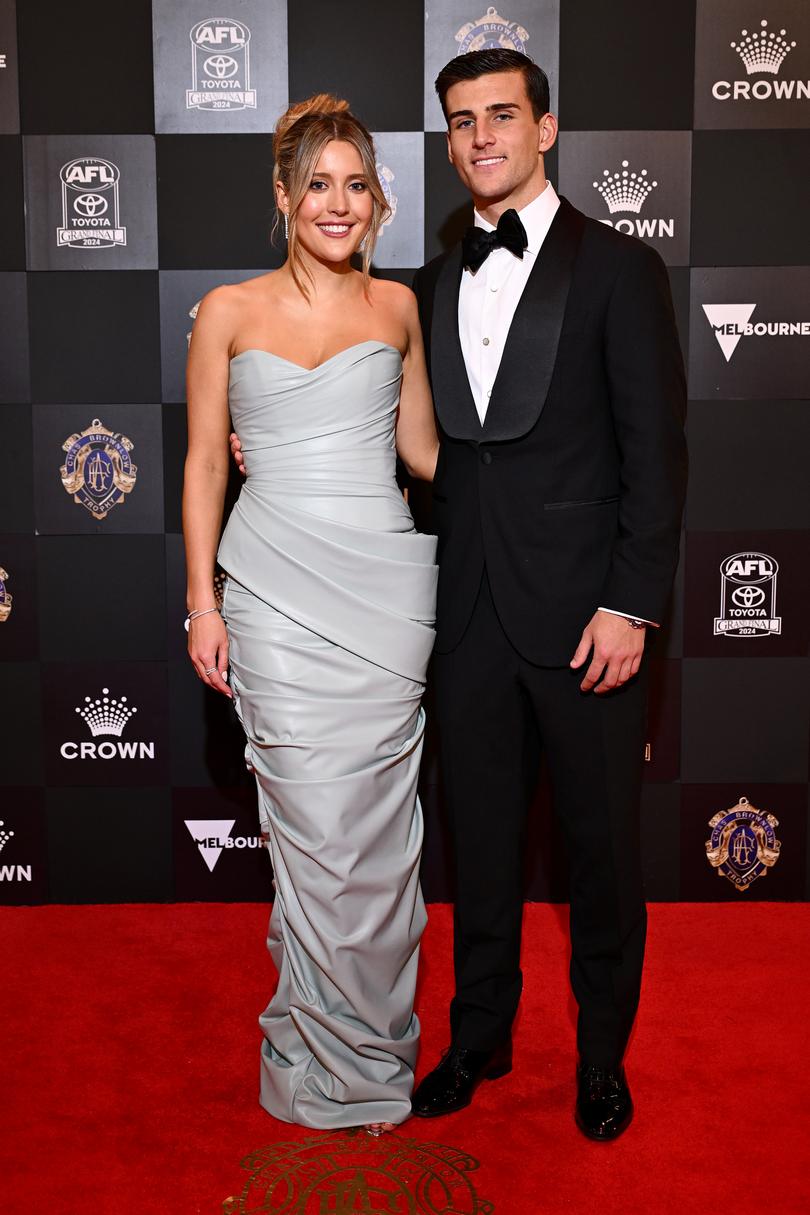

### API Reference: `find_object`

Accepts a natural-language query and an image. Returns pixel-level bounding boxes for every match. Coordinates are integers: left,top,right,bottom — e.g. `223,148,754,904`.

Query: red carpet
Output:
1,903,807,1214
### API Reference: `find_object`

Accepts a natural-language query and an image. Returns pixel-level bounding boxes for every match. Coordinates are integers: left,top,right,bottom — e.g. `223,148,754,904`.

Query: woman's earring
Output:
283,213,289,239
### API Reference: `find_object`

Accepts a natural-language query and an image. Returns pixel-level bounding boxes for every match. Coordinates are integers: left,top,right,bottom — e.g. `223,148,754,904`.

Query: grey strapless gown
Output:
217,340,438,1129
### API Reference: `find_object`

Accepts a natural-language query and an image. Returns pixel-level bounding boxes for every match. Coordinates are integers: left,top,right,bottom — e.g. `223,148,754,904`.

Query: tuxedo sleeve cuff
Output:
597,606,660,628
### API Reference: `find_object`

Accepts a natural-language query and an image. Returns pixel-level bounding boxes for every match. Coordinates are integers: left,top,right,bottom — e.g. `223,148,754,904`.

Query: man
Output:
408,49,686,1140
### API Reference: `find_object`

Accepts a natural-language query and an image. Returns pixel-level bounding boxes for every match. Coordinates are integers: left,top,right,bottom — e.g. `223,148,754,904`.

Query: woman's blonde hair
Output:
272,94,391,297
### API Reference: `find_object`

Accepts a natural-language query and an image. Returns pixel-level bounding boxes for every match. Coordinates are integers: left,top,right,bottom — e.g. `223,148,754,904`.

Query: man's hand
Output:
570,610,645,694
229,432,246,477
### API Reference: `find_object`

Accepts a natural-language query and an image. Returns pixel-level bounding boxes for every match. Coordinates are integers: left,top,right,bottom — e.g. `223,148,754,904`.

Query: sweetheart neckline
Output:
229,340,402,373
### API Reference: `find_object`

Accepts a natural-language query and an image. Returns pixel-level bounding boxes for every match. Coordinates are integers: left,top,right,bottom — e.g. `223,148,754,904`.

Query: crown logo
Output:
731,20,796,75
593,161,657,214
75,687,138,737
0,821,13,854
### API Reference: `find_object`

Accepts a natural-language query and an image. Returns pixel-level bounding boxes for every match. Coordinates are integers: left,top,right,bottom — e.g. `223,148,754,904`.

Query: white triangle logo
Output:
702,304,757,363
184,819,235,873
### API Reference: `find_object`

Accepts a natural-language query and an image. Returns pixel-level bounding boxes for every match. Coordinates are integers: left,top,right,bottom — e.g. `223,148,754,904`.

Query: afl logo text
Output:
57,157,126,249
0,567,11,623
187,19,256,111
714,551,781,638
60,418,137,520
455,7,529,55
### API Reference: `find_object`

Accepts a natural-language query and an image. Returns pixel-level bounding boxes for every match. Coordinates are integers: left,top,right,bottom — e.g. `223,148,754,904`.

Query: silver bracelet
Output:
184,606,219,633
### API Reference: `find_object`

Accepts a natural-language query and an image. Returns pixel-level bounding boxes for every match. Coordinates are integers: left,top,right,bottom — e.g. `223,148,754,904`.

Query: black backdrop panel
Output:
0,789,47,905
0,0,808,905
36,535,167,661
0,135,24,267
0,661,43,785
686,400,810,531
0,1,19,135
0,407,34,533
691,130,810,266
172,787,269,901
16,0,156,135
679,783,807,901
45,786,173,903
289,0,425,132
41,660,170,788
0,272,30,402
28,272,162,404
0,533,37,660
33,403,164,536
694,0,810,131
681,658,810,784
560,0,696,131
156,136,280,270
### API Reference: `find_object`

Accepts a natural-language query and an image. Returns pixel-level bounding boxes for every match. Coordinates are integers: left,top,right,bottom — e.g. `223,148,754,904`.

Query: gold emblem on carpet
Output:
222,1131,494,1213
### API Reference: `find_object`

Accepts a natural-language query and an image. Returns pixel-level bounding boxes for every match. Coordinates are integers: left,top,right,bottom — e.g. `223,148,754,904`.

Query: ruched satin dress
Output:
217,340,438,1128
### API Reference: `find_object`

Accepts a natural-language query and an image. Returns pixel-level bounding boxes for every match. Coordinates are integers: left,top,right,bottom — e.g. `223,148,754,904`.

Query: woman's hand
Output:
229,431,246,476
188,611,232,698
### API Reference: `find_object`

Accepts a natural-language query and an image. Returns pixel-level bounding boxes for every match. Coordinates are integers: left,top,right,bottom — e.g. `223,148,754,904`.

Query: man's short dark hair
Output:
435,49,550,124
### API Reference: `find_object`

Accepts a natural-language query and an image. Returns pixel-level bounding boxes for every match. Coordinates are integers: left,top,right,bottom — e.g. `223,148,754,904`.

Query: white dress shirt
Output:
459,180,560,424
457,181,656,627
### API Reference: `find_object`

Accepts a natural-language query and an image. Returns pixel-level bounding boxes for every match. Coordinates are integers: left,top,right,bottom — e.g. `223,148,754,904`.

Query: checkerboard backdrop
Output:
1,0,809,905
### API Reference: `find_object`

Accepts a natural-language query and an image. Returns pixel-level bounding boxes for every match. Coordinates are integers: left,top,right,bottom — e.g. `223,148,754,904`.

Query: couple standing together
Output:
183,49,687,1141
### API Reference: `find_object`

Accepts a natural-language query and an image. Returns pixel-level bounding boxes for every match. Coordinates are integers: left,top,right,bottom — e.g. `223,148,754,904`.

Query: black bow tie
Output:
462,208,528,273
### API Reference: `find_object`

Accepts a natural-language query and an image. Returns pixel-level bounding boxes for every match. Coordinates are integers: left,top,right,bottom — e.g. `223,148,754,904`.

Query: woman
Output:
182,95,439,1134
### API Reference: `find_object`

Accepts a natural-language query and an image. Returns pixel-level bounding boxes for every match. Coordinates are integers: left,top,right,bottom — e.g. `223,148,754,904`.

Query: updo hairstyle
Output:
272,94,391,295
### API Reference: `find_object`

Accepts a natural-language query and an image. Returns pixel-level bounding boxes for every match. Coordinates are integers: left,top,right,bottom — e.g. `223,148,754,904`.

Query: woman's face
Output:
280,139,375,264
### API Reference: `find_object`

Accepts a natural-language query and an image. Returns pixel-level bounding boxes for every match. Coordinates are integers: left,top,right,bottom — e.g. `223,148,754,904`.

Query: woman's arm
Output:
395,289,439,482
182,286,236,698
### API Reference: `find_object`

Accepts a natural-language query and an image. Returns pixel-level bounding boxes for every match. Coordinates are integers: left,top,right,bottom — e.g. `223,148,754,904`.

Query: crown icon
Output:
593,161,657,214
75,687,138,737
0,821,13,854
731,20,795,75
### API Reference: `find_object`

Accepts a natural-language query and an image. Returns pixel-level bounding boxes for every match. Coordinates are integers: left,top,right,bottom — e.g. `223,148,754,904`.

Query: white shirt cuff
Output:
597,607,659,628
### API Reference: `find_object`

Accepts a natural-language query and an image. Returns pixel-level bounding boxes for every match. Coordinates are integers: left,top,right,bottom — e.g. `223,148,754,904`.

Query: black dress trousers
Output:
433,573,648,1070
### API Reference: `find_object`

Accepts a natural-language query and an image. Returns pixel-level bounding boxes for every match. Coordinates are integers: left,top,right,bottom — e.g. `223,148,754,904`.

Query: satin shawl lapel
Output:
429,245,482,440
481,199,586,443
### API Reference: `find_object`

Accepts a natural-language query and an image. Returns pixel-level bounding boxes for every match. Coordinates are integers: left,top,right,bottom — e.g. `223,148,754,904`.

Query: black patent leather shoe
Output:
411,1040,512,1118
575,1062,633,1140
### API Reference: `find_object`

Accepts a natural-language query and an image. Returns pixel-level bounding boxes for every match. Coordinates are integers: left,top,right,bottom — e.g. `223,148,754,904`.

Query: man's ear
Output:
446,130,454,165
538,113,558,155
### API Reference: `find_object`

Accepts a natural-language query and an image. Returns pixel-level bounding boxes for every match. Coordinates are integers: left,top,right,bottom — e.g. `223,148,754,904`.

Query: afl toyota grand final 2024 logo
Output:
187,18,256,111
714,551,781,638
57,157,126,249
60,419,137,520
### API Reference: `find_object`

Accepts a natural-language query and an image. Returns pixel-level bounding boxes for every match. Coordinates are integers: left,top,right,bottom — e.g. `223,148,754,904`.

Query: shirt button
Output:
482,337,490,346
486,389,492,397
481,450,493,465
490,285,498,292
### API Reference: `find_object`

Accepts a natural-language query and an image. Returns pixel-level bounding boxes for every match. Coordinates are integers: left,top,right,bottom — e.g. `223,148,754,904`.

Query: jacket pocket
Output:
543,496,619,511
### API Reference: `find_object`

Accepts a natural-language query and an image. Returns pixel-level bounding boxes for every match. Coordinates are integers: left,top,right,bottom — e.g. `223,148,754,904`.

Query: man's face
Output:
444,70,556,209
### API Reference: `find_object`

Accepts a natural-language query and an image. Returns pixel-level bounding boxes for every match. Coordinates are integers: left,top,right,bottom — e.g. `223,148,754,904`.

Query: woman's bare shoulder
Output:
369,275,417,319
199,272,277,317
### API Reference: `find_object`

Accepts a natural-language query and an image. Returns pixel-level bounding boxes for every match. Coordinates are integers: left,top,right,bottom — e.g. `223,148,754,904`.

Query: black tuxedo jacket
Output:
413,197,688,666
